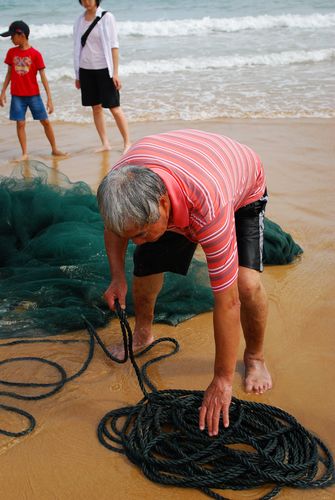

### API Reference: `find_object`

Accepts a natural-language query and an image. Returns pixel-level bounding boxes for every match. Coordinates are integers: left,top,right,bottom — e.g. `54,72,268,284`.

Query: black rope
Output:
0,303,334,499
0,309,177,437
0,336,95,437
96,302,335,500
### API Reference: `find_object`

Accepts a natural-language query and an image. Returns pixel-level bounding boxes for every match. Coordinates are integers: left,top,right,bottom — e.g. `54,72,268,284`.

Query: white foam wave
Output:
47,67,74,81
1,104,334,125
0,23,73,40
121,48,335,75
46,107,335,124
118,13,335,37
1,12,334,40
44,48,334,81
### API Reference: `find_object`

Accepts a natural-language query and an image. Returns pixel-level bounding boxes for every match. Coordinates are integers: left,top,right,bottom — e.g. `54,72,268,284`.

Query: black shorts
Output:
79,68,120,108
133,192,268,277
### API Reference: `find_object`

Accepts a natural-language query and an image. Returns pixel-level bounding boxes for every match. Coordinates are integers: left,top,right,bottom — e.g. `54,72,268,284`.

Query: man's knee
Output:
238,267,262,302
133,273,163,298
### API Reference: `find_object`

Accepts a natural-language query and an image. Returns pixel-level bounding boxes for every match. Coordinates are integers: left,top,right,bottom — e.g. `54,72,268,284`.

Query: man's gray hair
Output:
97,165,167,235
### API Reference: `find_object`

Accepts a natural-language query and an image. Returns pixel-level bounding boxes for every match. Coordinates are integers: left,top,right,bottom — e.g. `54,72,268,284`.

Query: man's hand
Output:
104,279,127,311
75,79,80,90
199,376,233,436
0,93,6,107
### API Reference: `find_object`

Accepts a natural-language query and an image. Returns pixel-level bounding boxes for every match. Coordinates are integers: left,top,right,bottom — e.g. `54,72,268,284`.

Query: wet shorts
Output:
79,67,120,108
133,192,268,277
10,95,48,121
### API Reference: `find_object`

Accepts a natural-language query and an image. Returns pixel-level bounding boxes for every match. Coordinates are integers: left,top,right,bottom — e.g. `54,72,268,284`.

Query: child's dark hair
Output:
79,0,101,5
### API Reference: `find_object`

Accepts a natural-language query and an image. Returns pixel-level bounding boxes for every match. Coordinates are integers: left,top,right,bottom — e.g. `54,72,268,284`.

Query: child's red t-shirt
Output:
4,46,45,97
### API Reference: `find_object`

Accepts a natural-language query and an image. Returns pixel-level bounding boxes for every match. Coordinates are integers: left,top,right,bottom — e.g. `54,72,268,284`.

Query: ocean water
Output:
0,0,334,123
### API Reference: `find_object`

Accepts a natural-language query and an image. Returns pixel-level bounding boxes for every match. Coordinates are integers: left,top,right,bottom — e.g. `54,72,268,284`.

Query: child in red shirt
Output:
0,20,66,161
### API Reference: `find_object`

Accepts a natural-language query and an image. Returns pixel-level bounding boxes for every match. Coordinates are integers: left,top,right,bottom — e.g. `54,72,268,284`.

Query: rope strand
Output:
0,305,334,499
96,303,335,499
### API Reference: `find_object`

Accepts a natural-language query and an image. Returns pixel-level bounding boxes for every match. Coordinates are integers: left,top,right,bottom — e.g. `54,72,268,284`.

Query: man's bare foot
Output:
123,143,132,154
52,149,68,157
95,144,112,153
13,153,29,162
108,334,154,360
244,352,272,394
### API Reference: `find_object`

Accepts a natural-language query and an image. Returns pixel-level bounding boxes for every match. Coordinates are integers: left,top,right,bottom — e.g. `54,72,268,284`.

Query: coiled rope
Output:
1,304,334,499
93,302,335,500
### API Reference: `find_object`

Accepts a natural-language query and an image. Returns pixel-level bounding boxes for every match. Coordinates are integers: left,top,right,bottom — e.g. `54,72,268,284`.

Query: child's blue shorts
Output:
10,95,48,121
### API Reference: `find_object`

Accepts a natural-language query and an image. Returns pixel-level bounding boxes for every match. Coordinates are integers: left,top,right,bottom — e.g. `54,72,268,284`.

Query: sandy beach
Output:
0,117,334,499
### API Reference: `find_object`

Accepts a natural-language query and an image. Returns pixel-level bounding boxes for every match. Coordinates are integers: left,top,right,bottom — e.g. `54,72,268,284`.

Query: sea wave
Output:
1,12,334,40
121,48,335,75
119,13,335,37
0,23,73,40
1,104,334,125
42,107,335,124
45,49,334,81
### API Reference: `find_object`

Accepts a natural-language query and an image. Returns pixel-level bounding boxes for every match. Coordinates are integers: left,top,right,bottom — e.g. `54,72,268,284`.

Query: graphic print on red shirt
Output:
4,47,45,97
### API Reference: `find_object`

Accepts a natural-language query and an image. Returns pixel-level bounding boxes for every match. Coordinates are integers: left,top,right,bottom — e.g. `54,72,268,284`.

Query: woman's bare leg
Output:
110,106,131,153
92,104,111,152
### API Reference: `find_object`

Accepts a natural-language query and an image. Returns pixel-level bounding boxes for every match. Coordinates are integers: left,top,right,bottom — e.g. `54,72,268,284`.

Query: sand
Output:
0,117,334,499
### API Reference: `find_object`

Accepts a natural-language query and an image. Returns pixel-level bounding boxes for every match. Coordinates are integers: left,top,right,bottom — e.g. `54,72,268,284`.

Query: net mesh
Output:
0,162,302,339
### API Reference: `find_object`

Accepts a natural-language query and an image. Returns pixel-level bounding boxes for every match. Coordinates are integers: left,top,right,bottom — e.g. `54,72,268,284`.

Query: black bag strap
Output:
81,11,107,48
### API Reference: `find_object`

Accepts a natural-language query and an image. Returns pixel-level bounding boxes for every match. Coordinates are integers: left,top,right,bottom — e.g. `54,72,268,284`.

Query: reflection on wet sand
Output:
98,150,111,187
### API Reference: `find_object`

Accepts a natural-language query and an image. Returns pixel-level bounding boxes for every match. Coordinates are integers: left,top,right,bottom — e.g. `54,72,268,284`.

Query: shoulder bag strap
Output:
81,11,107,48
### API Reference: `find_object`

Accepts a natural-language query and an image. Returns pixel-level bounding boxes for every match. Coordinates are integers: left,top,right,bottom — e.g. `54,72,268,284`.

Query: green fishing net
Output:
0,162,302,339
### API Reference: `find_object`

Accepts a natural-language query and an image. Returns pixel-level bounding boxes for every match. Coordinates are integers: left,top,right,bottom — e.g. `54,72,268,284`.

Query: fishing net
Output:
0,161,303,339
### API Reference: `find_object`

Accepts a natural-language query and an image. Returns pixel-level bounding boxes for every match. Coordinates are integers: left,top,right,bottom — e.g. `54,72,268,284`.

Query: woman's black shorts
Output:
79,68,120,108
133,192,268,277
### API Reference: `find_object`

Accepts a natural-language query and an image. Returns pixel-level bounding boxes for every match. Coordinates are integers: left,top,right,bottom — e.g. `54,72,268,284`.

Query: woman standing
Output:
74,0,131,153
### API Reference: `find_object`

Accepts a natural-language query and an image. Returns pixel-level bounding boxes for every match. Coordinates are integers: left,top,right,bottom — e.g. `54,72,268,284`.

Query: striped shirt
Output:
112,129,266,292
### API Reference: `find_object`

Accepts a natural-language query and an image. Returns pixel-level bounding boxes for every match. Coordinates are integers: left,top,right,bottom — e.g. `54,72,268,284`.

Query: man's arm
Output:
199,280,241,435
0,67,11,107
103,228,129,309
39,68,54,114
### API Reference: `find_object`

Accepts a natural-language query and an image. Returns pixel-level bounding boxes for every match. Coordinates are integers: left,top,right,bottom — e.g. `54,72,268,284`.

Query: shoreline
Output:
1,116,334,181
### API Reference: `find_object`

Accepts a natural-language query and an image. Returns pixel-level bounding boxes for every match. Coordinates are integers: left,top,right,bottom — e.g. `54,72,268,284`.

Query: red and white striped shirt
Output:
112,129,266,292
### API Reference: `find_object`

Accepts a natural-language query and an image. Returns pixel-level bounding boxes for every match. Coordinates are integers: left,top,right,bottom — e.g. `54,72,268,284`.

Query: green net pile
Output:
0,162,302,339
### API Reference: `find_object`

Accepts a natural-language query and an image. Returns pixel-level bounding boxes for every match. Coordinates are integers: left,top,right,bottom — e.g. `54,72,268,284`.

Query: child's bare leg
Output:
40,119,66,156
92,105,111,152
15,120,29,161
110,106,131,153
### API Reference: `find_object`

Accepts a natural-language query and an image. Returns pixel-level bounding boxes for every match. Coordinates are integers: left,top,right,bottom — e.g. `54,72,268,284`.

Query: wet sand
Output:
0,118,334,499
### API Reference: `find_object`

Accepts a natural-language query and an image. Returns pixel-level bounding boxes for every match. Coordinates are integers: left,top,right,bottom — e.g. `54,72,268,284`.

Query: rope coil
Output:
95,302,335,500
0,303,334,499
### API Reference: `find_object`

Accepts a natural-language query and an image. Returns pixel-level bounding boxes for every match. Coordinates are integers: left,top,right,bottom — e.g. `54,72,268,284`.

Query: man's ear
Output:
159,193,170,216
